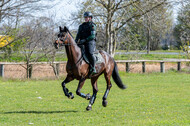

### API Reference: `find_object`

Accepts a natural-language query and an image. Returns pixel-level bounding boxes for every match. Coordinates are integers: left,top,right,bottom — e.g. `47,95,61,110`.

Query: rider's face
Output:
84,16,91,22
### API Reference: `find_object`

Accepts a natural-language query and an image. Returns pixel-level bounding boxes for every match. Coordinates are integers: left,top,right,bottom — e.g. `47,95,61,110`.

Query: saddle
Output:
81,48,104,64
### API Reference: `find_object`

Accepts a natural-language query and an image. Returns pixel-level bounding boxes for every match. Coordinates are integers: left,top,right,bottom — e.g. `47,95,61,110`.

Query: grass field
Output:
0,72,189,125
0,50,188,62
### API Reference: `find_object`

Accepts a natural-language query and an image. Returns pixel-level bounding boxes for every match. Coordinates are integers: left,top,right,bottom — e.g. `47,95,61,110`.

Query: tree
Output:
0,26,27,59
173,1,190,49
0,0,59,24
74,0,171,57
0,0,61,59
138,2,173,53
0,0,61,48
13,17,57,78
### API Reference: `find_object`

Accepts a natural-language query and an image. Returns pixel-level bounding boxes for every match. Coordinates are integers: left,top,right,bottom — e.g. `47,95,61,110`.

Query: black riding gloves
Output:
75,39,78,43
80,39,86,44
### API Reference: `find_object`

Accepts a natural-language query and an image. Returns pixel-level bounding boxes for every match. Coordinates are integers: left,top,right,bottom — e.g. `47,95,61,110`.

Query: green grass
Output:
114,53,187,60
0,52,67,62
0,50,188,62
115,50,182,53
114,50,187,60
0,72,189,125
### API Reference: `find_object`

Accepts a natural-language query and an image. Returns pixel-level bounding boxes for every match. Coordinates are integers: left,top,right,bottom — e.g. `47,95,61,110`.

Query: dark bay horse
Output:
54,26,126,111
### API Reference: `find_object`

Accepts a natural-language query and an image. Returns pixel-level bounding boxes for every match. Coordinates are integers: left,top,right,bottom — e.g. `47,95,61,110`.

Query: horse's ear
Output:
59,26,63,32
64,26,68,32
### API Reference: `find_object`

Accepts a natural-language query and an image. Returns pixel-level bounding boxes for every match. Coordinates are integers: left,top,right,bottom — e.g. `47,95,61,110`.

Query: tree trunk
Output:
15,8,20,28
51,63,59,78
0,11,1,23
109,32,113,55
147,26,150,54
105,23,109,53
112,30,117,57
0,0,4,23
147,20,151,54
26,62,32,79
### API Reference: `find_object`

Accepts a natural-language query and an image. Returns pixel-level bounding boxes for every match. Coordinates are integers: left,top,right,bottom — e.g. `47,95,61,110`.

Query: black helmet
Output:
83,12,93,18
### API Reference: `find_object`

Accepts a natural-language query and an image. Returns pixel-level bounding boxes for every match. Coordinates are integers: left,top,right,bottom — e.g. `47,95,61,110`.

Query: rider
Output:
75,11,97,77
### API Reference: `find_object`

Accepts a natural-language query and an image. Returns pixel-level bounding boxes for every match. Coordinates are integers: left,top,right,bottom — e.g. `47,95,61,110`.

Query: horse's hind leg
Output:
86,77,99,111
76,78,91,100
62,75,74,99
102,72,112,107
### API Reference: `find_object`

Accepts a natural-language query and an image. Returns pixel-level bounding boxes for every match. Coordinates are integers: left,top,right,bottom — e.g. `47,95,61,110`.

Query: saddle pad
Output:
83,51,104,64
94,52,104,64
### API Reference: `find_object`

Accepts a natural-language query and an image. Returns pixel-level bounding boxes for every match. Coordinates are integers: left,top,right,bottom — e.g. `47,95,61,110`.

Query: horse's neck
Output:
65,35,81,64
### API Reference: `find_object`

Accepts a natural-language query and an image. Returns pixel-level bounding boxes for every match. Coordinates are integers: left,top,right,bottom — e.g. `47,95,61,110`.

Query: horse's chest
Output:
66,64,80,76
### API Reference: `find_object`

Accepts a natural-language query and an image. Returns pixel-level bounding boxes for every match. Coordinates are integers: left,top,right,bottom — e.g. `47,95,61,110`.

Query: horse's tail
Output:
112,61,127,89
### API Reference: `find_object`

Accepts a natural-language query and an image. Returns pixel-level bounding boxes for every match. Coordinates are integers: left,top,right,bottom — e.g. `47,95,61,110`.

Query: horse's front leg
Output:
62,75,74,99
86,77,99,111
76,78,91,100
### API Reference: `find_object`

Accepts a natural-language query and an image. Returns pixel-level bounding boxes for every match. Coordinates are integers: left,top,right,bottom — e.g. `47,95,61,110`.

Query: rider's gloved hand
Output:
75,39,78,43
80,39,86,44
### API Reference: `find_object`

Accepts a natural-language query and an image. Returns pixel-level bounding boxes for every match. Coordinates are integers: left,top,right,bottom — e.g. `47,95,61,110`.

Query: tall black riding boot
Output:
85,40,96,77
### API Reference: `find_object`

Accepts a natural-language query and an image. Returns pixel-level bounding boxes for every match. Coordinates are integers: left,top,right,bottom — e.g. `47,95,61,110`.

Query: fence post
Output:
126,62,130,73
160,62,165,73
56,63,60,76
29,64,33,78
142,62,146,73
177,62,181,71
0,64,4,77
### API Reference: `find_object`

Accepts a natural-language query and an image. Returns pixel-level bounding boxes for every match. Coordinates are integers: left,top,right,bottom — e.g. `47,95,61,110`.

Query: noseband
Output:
57,32,68,45
56,32,79,46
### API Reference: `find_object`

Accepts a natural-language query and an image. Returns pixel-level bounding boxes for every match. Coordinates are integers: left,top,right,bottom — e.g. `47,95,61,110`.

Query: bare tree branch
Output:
116,0,168,31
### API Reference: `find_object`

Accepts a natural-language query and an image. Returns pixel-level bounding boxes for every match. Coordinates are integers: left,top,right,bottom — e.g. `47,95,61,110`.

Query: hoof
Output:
69,92,74,99
86,105,92,111
102,100,108,107
86,93,91,100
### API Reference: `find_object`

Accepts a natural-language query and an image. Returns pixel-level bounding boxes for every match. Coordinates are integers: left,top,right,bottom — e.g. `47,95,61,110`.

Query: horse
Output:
54,26,127,111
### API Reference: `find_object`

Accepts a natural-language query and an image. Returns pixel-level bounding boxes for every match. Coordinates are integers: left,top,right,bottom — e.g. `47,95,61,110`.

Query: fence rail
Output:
115,59,190,73
0,59,190,78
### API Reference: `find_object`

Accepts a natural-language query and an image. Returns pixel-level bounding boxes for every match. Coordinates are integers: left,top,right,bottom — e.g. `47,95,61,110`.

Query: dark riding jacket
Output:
75,21,96,43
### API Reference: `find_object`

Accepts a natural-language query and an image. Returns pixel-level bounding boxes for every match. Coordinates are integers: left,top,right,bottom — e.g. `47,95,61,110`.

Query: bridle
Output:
55,30,83,65
57,32,69,46
55,32,80,47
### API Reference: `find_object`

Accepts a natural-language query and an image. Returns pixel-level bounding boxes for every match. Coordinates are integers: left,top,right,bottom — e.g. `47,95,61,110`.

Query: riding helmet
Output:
83,12,93,18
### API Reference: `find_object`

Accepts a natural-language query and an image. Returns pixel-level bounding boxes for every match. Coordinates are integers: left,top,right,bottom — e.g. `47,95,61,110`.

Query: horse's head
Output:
54,26,69,49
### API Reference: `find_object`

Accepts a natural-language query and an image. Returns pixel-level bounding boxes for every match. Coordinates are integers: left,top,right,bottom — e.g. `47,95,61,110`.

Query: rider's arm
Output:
86,23,96,42
75,25,82,43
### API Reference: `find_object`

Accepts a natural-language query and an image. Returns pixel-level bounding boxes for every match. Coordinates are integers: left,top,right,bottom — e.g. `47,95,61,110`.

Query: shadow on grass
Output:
1,110,78,114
